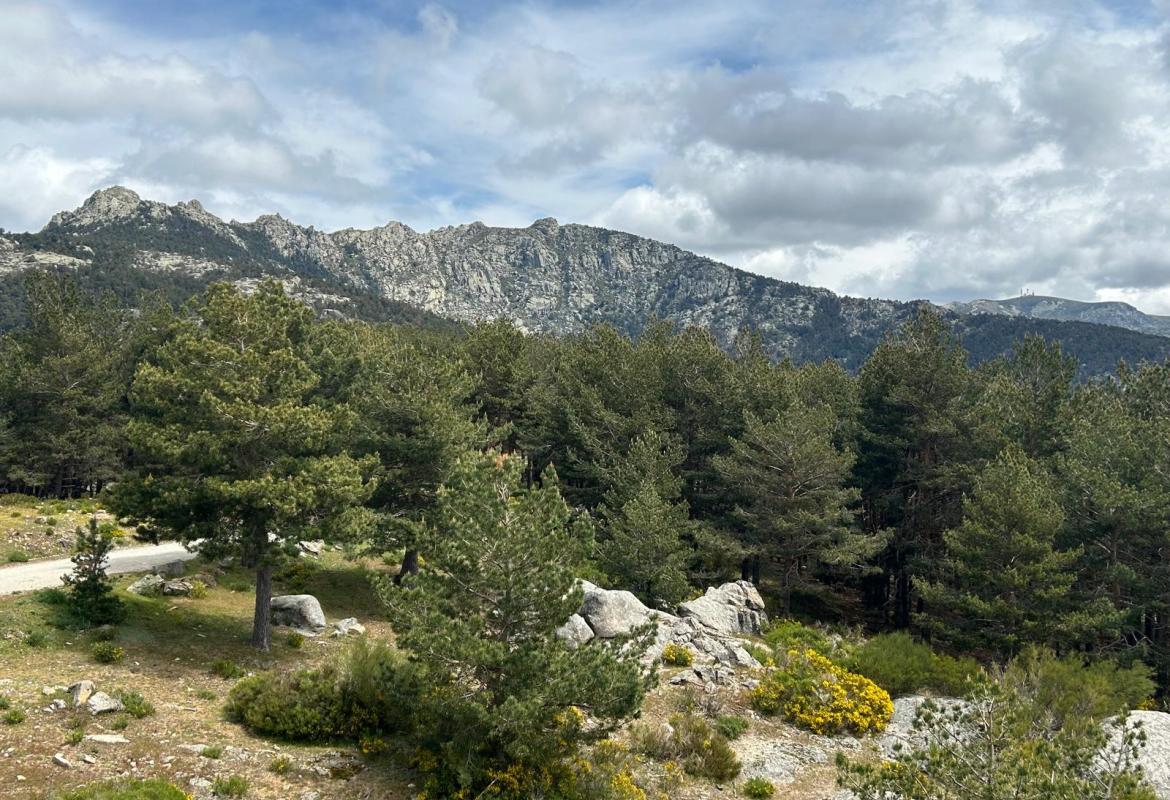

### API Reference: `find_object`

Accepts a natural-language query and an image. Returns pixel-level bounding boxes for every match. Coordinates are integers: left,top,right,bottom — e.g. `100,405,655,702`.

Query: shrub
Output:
118,691,155,719
195,689,218,701
632,713,741,781
742,777,776,798
188,580,209,599
225,668,346,740
661,643,694,667
211,659,245,679
268,755,292,775
25,629,49,648
751,649,893,735
111,716,130,731
0,492,36,506
0,695,9,710
66,727,85,745
92,625,118,642
6,549,29,563
846,632,980,697
285,631,305,649
4,708,26,724
59,779,189,800
762,619,836,656
715,715,750,740
35,587,68,606
201,745,223,759
92,642,125,664
225,641,418,741
211,776,248,797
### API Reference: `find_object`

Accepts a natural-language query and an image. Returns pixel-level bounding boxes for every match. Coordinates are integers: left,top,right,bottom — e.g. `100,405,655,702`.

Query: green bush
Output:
4,708,26,724
25,629,49,648
211,775,248,797
110,716,129,731
201,745,223,759
0,493,37,506
225,641,418,741
0,695,9,710
66,727,85,745
845,632,980,697
742,777,776,798
1006,648,1156,725
6,549,29,563
59,779,189,800
92,641,125,663
715,715,750,740
211,659,245,679
226,668,346,740
35,587,68,606
118,691,155,719
761,619,836,657
632,713,741,781
92,625,119,642
188,579,209,599
268,755,292,775
285,631,305,649
751,648,892,735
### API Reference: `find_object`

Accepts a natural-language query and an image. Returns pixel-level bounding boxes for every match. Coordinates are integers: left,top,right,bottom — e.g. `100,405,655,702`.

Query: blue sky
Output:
3,0,1170,312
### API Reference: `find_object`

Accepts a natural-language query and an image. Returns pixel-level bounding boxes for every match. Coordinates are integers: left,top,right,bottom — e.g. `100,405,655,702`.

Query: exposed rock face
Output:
579,587,670,638
564,581,764,669
126,574,165,596
1113,710,1170,799
270,594,327,634
555,614,595,649
678,580,766,635
948,295,1170,338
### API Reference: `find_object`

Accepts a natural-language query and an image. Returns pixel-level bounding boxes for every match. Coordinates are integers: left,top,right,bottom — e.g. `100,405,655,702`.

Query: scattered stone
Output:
68,680,95,707
47,698,66,711
85,734,130,745
678,581,767,635
126,574,165,596
82,754,97,764
53,753,73,768
161,579,194,596
86,692,124,715
154,560,187,577
270,594,327,634
330,618,366,638
298,540,324,556
311,751,364,779
41,685,63,696
555,614,595,649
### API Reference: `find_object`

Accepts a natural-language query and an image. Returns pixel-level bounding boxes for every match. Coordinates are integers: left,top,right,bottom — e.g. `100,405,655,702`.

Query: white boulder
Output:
270,594,327,634
678,580,766,635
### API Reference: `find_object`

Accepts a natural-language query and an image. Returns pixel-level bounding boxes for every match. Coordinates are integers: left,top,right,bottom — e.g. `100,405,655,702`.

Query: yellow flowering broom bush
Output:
750,648,892,736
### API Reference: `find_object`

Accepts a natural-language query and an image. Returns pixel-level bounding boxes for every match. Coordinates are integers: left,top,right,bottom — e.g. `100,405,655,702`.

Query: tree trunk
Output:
740,557,751,582
895,568,912,629
251,564,272,651
394,548,420,585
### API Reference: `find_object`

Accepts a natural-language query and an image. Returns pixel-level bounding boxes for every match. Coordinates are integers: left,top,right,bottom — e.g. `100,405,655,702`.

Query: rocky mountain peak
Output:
47,185,143,230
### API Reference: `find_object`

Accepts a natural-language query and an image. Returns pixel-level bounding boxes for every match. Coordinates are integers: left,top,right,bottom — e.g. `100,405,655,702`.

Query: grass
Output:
118,690,156,718
201,745,224,759
268,755,292,775
60,779,190,800
211,775,248,797
4,707,26,724
5,549,29,562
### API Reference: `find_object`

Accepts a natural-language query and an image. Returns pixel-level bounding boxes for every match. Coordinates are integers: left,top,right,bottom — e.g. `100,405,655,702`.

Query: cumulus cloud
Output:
2,0,1170,313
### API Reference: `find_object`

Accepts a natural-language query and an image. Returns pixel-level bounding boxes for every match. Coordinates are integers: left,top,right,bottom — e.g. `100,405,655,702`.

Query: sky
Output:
2,0,1170,312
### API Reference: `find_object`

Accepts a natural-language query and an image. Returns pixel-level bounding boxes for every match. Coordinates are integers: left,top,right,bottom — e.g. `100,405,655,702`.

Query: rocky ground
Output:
0,499,127,562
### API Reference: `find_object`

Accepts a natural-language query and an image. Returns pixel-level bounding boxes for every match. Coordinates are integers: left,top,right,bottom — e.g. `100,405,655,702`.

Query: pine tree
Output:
920,447,1119,658
381,452,650,796
108,282,373,650
63,516,125,626
713,403,873,608
597,431,692,606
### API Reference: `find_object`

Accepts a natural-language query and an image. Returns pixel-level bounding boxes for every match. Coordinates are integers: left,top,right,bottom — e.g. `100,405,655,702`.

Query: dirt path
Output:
0,542,198,594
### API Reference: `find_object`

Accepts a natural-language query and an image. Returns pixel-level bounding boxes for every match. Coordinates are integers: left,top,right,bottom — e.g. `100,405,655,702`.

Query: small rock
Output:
298,540,324,556
85,734,130,745
86,692,124,715
68,680,95,706
127,574,165,596
82,754,97,764
154,560,187,578
53,753,72,768
330,618,366,638
48,698,66,711
161,579,194,596
41,685,62,696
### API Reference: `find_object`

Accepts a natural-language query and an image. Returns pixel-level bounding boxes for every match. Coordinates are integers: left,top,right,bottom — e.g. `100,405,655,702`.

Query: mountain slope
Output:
948,295,1170,338
2,186,1168,375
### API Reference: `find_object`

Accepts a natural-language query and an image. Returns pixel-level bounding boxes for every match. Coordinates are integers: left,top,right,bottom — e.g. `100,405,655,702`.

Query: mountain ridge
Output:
2,186,1168,376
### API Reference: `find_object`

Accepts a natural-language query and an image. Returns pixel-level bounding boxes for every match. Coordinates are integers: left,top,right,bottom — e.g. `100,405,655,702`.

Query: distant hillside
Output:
2,186,1169,376
948,295,1170,338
